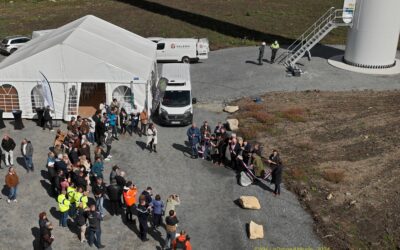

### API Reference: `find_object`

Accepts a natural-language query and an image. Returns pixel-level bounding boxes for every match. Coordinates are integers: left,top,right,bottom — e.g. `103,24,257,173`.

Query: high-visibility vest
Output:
58,194,70,213
74,192,83,206
80,195,88,209
271,42,280,49
67,186,76,203
123,188,137,207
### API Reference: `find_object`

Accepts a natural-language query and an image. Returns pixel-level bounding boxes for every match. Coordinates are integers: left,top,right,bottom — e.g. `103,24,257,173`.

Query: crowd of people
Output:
32,99,192,249
187,121,283,195
1,98,284,249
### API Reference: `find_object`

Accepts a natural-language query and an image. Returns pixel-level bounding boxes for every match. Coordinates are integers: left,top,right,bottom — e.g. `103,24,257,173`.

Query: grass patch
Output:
322,169,345,184
282,108,306,122
248,111,276,124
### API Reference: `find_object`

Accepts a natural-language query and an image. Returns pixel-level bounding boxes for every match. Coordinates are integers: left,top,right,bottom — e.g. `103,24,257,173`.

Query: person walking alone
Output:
5,167,19,203
21,138,34,172
2,135,16,167
146,123,158,153
270,40,280,64
258,42,266,65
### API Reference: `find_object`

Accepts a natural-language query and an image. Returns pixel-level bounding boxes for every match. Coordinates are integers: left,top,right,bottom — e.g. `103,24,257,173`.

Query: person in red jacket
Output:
172,230,192,250
5,167,19,203
123,181,137,222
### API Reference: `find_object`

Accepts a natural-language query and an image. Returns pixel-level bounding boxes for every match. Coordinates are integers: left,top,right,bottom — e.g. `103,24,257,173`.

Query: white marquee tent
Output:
0,15,157,120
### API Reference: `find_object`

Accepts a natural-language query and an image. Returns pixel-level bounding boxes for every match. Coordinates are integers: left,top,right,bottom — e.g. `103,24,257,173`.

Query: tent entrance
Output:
78,83,105,117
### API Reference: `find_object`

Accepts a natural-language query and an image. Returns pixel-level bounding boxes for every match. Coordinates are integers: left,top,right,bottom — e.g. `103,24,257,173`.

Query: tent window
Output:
68,86,78,115
0,84,20,112
31,85,45,113
112,86,134,111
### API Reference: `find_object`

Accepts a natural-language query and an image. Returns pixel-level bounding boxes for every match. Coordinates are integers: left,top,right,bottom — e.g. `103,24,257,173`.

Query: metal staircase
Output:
278,7,351,69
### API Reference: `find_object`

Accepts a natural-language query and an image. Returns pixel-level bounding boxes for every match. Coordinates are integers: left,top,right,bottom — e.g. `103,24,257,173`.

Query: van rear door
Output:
197,38,209,59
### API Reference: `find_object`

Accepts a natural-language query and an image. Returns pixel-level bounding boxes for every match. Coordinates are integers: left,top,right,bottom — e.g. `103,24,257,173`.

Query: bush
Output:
282,108,306,122
238,127,258,140
290,167,306,180
248,111,276,124
240,103,264,112
323,170,345,183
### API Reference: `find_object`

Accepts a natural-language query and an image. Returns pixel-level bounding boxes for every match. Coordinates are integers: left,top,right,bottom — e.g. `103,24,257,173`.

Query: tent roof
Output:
0,15,156,83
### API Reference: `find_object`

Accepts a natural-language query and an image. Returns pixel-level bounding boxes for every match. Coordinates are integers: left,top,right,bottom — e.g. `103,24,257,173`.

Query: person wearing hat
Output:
258,42,266,65
270,40,280,63
123,181,137,222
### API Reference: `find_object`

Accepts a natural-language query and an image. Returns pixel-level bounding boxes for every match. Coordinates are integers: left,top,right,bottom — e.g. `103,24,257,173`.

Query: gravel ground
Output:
191,45,400,103
0,45,398,250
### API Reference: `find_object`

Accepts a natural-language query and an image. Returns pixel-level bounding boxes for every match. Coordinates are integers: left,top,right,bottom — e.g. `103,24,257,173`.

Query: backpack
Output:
175,237,187,250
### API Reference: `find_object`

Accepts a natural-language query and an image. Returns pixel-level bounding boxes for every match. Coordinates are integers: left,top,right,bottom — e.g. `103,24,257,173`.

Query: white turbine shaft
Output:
344,0,400,68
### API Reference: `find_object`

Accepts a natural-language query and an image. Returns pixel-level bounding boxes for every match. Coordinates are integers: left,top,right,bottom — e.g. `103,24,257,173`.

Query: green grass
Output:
0,0,348,49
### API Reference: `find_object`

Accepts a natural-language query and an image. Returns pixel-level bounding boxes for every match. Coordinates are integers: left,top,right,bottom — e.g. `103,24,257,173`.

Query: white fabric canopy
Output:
0,15,156,83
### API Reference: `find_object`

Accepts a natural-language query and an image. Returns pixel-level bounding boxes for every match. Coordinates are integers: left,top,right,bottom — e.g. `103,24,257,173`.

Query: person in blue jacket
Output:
186,123,201,159
108,109,118,140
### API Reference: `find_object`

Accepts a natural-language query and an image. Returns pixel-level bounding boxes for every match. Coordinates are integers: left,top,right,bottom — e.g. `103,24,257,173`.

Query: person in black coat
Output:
271,163,283,196
141,187,153,205
43,106,53,131
137,198,151,241
107,184,120,216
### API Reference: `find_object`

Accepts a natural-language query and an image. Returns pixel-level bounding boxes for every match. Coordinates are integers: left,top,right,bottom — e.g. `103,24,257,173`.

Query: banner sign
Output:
38,71,55,110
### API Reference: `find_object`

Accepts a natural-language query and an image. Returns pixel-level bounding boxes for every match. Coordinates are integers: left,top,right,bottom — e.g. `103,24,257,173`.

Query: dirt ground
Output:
231,90,400,249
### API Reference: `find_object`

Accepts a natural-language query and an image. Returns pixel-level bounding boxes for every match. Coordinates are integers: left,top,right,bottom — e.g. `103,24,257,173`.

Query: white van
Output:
148,37,209,63
158,63,196,125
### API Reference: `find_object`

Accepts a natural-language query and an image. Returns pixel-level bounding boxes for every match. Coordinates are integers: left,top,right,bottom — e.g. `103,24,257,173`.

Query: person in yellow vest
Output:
67,184,76,217
74,187,84,208
270,40,280,63
75,187,89,209
58,190,70,227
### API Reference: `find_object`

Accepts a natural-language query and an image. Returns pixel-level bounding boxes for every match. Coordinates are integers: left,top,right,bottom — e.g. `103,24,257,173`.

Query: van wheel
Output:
10,48,17,54
182,56,190,64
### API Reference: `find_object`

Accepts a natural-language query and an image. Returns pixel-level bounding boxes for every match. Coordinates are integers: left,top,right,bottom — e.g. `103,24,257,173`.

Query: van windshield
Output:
162,90,190,107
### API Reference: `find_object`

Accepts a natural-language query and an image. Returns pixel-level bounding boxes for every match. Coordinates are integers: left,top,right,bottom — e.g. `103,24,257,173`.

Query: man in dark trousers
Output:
271,160,283,196
43,106,54,131
186,123,201,159
107,183,120,216
270,40,280,64
40,221,55,250
87,204,105,248
258,42,266,65
137,197,151,241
